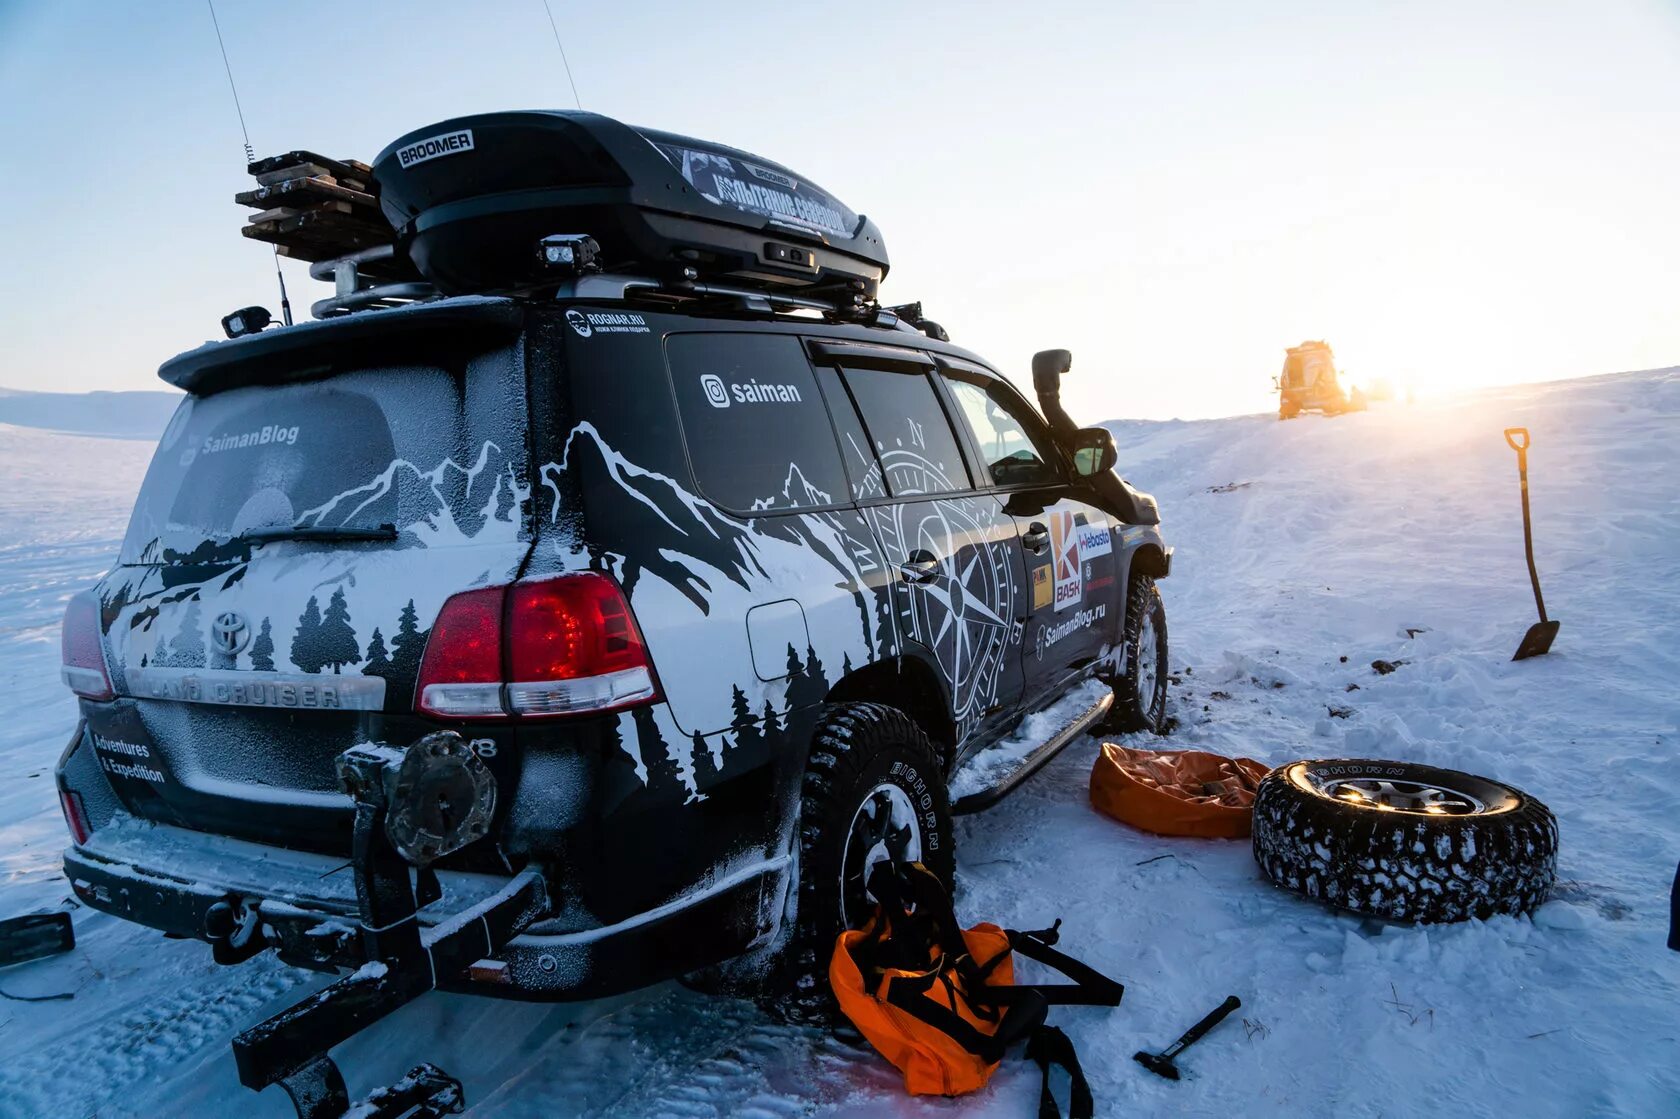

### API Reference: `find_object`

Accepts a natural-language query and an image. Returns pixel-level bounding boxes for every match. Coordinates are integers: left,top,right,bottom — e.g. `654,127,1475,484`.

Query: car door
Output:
812,343,1027,746
937,364,1120,707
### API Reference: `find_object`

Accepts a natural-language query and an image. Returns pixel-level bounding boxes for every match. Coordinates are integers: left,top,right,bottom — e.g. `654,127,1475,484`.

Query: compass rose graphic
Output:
859,447,1020,723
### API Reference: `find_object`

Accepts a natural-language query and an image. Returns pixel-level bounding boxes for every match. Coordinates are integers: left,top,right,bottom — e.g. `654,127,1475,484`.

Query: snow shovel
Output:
0,912,74,968
1504,428,1559,660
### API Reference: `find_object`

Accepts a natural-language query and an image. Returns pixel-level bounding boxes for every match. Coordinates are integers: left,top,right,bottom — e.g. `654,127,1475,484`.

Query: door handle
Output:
899,550,940,584
1023,522,1050,554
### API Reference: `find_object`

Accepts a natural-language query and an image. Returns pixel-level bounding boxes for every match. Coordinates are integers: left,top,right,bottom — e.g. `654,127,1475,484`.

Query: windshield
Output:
121,356,529,565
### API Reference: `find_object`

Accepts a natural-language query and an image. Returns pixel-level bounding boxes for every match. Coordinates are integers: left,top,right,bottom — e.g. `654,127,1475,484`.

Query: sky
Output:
1,0,1677,422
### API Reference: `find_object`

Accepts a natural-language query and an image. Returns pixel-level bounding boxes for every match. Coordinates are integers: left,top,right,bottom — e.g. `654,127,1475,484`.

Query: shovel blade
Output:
0,911,75,968
1512,620,1560,661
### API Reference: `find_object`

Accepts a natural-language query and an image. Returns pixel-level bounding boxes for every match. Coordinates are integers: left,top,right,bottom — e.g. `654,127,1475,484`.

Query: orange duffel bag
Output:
1090,743,1271,838
830,863,1122,1117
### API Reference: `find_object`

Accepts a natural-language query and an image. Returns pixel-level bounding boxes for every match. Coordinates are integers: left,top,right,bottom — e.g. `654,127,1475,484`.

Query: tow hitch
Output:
231,732,548,1118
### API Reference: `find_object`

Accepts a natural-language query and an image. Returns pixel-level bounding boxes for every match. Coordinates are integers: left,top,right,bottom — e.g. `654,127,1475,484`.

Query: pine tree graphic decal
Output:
634,705,682,801
363,627,393,678
292,596,324,674
250,617,275,672
691,729,720,790
727,683,764,772
170,600,206,668
389,599,429,684
318,587,361,674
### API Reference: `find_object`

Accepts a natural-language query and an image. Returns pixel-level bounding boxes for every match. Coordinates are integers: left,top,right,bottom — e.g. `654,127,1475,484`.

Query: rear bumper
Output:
65,819,782,1000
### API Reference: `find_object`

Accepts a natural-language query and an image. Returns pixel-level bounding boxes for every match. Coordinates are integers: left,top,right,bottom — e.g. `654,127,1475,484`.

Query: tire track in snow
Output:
0,954,309,1119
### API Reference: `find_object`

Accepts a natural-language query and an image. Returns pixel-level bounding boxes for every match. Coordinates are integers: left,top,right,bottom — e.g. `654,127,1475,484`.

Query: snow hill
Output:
0,369,1675,1117
0,386,179,440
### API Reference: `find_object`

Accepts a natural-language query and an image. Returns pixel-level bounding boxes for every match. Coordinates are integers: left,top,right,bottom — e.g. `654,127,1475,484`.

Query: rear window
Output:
667,333,850,513
121,354,528,564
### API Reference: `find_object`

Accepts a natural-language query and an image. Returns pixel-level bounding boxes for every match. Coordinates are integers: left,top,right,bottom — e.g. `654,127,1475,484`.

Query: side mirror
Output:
1071,427,1117,477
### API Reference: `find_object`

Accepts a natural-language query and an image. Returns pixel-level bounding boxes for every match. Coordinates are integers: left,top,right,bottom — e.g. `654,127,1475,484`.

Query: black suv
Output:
54,111,1169,1094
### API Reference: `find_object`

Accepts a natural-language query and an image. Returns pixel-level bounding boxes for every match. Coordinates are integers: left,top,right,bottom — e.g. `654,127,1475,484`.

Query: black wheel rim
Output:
838,782,923,929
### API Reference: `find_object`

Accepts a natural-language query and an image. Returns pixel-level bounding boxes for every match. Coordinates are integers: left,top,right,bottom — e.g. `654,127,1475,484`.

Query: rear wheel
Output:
1110,576,1169,734
770,702,954,1021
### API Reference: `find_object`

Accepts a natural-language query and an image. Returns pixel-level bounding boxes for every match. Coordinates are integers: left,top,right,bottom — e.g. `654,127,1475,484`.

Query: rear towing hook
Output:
204,896,278,965
230,731,548,1119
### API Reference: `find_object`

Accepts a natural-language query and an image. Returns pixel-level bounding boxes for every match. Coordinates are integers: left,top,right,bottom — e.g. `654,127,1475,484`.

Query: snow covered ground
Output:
0,369,1676,1117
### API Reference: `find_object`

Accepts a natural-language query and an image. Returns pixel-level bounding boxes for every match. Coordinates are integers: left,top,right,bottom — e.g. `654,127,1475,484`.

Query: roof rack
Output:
228,114,939,337
551,270,921,333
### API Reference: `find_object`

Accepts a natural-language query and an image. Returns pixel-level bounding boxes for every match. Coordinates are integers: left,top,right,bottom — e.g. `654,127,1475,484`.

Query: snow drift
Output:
0,370,1675,1117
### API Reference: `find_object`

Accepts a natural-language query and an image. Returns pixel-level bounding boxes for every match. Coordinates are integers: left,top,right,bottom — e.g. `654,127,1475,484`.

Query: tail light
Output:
59,788,91,845
416,573,659,719
61,592,114,701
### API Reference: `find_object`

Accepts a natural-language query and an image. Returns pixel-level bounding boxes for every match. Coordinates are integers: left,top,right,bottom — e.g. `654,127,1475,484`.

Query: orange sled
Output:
1090,744,1270,839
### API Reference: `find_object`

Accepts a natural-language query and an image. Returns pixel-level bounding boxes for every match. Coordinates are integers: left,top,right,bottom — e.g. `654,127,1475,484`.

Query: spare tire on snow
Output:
1252,759,1557,923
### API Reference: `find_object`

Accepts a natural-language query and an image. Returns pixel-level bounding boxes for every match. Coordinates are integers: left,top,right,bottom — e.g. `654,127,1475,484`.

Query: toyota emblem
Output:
211,611,251,658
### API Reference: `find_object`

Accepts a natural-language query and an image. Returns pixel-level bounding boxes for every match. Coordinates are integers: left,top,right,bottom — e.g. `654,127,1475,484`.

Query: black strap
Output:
1002,928,1125,1008
882,973,1047,1063
1027,1025,1094,1119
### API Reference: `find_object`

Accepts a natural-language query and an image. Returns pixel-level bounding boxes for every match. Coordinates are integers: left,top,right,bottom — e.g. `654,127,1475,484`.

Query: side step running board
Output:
949,687,1113,815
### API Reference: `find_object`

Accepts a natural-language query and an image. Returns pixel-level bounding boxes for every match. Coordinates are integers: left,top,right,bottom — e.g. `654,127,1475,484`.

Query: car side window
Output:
839,367,972,496
811,365,881,503
942,376,1063,488
667,333,850,513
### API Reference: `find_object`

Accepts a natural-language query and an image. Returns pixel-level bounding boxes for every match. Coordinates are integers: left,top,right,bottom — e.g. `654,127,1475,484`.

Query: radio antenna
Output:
540,0,584,110
207,0,292,326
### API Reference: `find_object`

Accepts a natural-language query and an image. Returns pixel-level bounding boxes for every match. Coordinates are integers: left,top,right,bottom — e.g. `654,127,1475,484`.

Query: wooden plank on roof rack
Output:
247,150,372,187
237,176,378,211
242,208,396,262
244,201,355,225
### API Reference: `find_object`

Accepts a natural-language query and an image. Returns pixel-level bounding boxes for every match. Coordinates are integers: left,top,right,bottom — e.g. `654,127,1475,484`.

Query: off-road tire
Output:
1110,576,1168,734
1252,759,1557,923
768,702,954,1023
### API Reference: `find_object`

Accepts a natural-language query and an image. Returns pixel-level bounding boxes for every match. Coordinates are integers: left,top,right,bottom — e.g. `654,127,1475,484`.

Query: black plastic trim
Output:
158,297,524,395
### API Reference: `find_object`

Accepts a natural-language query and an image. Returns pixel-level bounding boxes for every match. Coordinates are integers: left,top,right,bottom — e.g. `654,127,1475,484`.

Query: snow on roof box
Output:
372,111,889,297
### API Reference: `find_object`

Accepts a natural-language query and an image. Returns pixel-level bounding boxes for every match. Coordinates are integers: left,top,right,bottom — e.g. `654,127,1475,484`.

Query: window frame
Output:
822,361,979,502
933,359,1069,493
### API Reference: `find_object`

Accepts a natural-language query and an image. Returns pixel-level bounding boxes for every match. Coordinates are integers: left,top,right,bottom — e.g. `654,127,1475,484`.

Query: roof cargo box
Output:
372,111,889,297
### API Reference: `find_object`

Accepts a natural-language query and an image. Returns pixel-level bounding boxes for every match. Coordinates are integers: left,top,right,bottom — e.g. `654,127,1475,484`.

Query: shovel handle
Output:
1504,428,1530,452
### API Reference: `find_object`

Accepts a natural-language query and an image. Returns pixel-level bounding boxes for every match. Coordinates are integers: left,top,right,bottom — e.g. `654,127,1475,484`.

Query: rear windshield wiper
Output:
239,523,399,545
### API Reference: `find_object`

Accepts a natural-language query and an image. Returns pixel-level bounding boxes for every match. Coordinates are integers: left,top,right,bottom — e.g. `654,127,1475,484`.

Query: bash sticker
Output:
1049,510,1082,611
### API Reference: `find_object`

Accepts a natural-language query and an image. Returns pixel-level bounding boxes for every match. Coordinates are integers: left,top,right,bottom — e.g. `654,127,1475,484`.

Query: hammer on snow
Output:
1133,995,1242,1080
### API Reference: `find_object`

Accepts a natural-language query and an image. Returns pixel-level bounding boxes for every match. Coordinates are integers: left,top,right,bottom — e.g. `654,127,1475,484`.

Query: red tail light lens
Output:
415,573,659,720
61,592,114,701
59,788,91,845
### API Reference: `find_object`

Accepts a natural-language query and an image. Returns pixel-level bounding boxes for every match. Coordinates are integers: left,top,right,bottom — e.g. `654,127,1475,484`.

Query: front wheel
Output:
1110,575,1169,733
769,702,954,1021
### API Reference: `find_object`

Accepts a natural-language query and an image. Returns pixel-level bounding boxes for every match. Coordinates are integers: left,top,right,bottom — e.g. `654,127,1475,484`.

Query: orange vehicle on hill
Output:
1274,341,1365,419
